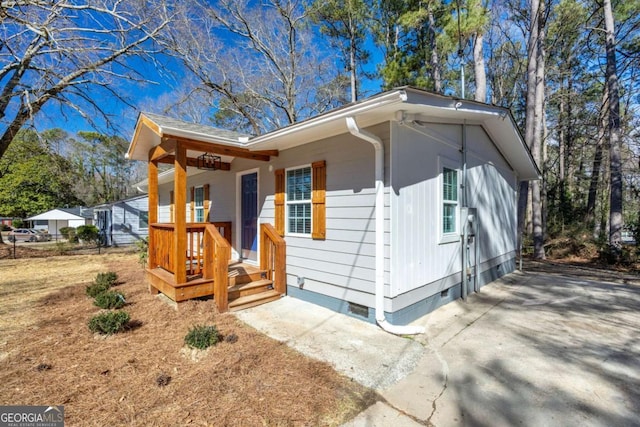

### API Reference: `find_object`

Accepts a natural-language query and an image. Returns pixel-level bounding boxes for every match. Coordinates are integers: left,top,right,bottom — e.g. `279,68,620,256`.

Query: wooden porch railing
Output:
149,222,232,276
148,221,231,312
260,223,286,294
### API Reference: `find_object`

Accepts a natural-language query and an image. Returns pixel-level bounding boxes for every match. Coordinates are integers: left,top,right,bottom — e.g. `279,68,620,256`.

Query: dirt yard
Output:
0,249,376,426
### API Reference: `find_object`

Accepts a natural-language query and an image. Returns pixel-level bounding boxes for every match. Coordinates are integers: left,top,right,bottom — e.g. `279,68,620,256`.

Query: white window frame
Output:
194,186,205,223
285,164,312,237
439,157,460,244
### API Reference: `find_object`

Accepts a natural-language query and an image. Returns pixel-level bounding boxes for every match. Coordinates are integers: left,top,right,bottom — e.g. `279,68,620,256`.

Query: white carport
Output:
26,208,93,239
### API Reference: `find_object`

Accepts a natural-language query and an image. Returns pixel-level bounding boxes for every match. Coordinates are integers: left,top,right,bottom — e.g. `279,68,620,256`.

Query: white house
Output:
27,207,93,238
127,87,539,329
93,195,149,246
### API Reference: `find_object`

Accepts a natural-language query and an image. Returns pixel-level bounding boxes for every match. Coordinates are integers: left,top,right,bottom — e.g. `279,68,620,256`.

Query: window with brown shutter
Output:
204,184,210,222
170,190,174,222
275,161,326,239
311,160,326,240
189,186,195,222
274,169,285,236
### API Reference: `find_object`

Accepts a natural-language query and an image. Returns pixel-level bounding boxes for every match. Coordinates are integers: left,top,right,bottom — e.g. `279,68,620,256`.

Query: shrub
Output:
96,271,118,287
12,219,24,229
94,291,126,309
135,237,149,268
86,271,118,297
184,324,220,350
1,224,11,231
86,282,110,298
77,225,99,243
88,311,130,335
59,227,77,242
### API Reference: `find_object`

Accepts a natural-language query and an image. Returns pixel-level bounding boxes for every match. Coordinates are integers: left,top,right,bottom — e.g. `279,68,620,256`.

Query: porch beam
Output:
173,143,188,285
149,139,176,162
157,155,231,171
164,134,278,161
147,159,159,269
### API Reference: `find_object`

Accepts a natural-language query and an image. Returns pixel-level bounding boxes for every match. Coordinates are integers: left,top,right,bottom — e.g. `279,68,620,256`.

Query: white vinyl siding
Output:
286,166,312,235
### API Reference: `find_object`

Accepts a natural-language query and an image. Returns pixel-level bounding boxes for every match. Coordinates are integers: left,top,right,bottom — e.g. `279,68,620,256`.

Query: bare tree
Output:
0,1,175,161
164,0,339,135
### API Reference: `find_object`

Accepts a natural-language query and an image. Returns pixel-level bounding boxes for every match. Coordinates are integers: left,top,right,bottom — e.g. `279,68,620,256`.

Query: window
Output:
139,211,148,229
194,187,204,222
442,167,458,235
286,166,312,235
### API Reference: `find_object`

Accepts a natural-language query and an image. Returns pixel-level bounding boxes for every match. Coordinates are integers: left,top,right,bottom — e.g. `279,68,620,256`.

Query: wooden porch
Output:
138,114,284,312
146,221,286,312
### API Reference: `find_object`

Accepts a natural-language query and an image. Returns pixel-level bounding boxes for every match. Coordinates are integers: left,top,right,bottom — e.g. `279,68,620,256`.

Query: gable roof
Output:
93,194,148,210
27,207,92,221
128,87,540,180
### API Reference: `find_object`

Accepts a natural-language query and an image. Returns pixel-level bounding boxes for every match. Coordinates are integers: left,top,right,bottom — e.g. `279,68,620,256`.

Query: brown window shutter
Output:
312,160,326,240
274,169,285,236
204,184,210,222
189,186,195,223
169,191,174,222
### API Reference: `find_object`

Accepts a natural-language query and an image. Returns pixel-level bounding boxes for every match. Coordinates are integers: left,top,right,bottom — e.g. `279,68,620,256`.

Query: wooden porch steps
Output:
229,289,282,312
147,262,283,311
227,264,282,311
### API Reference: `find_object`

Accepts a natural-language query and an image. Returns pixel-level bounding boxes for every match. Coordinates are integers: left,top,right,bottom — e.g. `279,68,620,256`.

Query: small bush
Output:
94,291,126,309
86,282,110,298
96,271,118,286
12,219,24,229
184,324,221,350
77,225,99,243
86,271,118,297
135,237,149,268
1,224,11,231
88,311,130,335
59,227,77,242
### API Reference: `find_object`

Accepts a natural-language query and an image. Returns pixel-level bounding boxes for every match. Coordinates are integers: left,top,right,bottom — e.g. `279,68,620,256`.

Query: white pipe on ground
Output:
346,116,424,336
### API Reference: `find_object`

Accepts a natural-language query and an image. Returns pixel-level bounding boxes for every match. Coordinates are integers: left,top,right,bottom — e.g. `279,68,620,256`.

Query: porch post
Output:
147,159,159,269
174,142,187,284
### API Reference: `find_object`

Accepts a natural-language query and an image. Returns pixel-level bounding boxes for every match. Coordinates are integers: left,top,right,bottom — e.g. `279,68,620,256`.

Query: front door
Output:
241,172,258,262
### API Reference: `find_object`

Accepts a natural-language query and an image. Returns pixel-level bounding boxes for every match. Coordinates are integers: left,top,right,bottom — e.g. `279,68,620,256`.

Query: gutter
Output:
346,116,424,336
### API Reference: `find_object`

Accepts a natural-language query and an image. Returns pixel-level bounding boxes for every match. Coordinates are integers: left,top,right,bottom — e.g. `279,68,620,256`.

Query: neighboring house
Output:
0,217,13,227
27,207,93,238
93,195,149,246
127,87,539,329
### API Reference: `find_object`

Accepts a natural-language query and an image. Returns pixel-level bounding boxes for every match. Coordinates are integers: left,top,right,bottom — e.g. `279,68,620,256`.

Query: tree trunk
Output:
473,32,486,103
518,0,542,258
532,5,546,260
603,0,623,251
428,11,442,93
349,12,357,102
585,87,608,227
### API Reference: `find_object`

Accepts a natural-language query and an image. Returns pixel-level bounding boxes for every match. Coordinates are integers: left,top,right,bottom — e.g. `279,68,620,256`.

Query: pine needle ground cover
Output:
0,252,376,426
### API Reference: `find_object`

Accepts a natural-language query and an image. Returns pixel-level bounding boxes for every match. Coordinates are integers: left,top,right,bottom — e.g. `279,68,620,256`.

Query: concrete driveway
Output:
237,262,640,427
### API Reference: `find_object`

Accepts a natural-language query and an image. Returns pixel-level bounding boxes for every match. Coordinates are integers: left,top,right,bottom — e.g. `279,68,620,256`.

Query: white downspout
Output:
346,117,424,335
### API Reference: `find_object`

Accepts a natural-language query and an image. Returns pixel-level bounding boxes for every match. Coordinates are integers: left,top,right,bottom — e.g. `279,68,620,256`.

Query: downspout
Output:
461,121,468,301
346,116,425,335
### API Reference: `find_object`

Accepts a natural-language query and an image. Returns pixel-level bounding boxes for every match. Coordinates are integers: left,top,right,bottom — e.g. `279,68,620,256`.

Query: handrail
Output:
260,223,286,294
203,223,230,312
